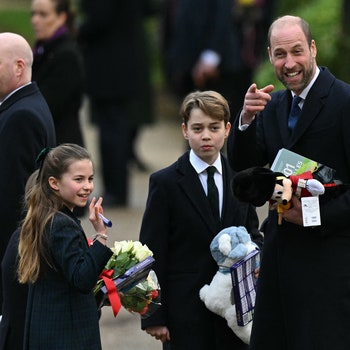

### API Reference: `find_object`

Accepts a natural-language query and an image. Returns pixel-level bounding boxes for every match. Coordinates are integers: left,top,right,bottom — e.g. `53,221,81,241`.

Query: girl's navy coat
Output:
23,207,112,350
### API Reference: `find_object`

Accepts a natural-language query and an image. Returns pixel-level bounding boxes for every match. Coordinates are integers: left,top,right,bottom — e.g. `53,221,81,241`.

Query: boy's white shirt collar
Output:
189,149,224,215
189,149,222,175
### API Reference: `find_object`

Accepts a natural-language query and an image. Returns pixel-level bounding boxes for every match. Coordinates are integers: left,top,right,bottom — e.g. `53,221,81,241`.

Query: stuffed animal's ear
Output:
231,167,277,207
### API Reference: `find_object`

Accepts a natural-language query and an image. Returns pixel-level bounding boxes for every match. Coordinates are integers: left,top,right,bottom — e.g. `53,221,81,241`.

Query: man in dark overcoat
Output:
0,32,56,349
228,15,350,349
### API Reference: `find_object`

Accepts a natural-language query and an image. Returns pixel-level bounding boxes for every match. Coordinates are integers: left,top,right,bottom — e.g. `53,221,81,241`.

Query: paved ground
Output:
79,100,182,350
79,98,268,349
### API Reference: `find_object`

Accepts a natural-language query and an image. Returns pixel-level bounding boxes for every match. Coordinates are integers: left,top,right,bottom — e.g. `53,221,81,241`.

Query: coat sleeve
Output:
227,113,263,171
0,108,53,244
244,203,264,249
50,215,113,293
139,173,170,329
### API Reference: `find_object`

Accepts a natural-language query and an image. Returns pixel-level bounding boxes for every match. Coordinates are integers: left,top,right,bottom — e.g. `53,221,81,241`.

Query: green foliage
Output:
0,0,347,87
145,17,163,88
0,8,34,45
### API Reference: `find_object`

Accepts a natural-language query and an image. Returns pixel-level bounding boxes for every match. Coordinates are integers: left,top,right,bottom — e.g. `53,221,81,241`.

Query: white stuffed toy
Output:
199,226,258,344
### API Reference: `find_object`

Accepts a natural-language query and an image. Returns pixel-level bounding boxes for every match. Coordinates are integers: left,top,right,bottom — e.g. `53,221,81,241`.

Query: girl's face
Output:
49,159,94,211
182,108,231,165
31,0,67,41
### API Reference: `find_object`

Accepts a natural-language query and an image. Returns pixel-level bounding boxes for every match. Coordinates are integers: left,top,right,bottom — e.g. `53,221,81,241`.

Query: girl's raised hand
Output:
89,197,108,235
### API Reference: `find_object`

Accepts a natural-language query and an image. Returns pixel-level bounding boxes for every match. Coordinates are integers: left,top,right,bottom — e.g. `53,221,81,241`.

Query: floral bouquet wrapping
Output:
121,270,161,319
94,240,161,318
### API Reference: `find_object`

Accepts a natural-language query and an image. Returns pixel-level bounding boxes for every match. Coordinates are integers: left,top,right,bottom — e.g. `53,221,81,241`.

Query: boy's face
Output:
182,108,231,165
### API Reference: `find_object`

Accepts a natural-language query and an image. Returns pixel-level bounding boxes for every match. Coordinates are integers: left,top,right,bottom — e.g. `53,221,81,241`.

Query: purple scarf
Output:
33,25,69,57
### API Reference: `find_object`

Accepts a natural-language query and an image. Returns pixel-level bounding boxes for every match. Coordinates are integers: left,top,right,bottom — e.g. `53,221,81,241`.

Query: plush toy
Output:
199,226,258,344
232,167,345,225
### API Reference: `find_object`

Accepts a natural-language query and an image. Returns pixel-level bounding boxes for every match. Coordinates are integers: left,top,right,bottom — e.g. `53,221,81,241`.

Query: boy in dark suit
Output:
139,90,263,350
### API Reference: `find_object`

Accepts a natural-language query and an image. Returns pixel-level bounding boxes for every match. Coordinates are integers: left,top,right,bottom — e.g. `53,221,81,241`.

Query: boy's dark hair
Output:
180,90,231,125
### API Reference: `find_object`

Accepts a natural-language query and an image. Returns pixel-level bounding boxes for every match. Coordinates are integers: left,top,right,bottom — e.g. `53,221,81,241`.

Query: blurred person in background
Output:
78,0,157,207
161,0,276,117
31,0,86,217
31,0,85,148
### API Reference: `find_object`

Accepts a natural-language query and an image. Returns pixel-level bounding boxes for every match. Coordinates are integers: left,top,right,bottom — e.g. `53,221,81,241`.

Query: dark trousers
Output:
93,99,131,204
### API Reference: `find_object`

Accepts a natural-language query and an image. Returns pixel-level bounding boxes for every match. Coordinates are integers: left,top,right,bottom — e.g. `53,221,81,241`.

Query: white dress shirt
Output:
189,149,223,216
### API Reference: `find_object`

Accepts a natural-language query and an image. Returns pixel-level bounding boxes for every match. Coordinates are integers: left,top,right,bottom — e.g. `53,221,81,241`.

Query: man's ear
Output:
15,58,25,76
48,176,59,191
267,47,272,64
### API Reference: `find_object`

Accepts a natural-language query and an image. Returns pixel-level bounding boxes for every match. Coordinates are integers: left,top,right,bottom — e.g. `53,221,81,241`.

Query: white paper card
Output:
301,196,321,226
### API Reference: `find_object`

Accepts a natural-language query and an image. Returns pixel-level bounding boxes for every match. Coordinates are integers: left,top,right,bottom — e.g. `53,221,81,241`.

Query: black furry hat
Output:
232,167,281,207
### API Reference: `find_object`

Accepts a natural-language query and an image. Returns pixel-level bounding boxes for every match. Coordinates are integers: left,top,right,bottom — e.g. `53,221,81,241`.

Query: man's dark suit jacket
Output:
0,82,56,348
228,67,350,349
139,151,262,350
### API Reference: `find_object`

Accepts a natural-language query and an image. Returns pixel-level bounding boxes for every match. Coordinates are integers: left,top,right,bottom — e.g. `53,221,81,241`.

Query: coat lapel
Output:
220,157,233,228
276,91,293,146
287,67,334,148
177,152,220,233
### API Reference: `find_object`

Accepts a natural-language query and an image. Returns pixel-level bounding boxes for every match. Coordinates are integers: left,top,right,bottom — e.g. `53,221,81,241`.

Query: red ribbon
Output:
99,269,121,317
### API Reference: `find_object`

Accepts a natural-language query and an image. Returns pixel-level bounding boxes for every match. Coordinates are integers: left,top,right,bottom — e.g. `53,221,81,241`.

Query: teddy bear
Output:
199,226,259,344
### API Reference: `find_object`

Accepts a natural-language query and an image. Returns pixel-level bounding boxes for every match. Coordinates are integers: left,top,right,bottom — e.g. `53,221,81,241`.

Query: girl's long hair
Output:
18,143,92,284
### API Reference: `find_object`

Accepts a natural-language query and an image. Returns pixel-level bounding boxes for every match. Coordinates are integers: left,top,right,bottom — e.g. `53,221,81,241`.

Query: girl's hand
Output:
89,197,108,235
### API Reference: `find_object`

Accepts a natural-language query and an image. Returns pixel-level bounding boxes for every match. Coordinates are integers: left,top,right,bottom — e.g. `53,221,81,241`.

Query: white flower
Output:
132,241,143,251
112,240,138,256
134,244,153,261
113,241,122,255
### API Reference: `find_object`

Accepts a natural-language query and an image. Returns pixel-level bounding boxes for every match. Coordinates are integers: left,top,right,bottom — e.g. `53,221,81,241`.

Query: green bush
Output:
0,8,34,44
0,0,346,87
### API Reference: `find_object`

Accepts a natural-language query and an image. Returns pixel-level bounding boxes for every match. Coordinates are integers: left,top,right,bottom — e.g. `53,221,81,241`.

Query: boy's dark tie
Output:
288,95,302,131
207,166,220,227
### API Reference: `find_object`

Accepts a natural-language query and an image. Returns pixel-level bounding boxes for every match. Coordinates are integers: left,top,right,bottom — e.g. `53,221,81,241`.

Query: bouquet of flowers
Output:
94,240,161,318
121,270,161,319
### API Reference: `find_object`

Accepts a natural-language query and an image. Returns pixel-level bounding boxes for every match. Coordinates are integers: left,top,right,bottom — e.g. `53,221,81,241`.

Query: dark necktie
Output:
207,166,220,227
288,95,302,131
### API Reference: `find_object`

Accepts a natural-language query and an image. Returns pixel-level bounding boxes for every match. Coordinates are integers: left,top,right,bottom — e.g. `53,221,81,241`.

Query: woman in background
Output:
31,0,85,147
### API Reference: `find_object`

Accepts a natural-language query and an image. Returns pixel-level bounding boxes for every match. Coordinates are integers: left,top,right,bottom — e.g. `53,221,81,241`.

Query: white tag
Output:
301,196,321,227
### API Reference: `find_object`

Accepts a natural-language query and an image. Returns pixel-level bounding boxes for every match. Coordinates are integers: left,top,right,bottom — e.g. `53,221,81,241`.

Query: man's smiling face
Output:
268,20,317,95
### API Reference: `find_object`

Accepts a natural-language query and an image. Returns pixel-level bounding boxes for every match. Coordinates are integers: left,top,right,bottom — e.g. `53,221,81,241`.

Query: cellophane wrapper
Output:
121,270,161,319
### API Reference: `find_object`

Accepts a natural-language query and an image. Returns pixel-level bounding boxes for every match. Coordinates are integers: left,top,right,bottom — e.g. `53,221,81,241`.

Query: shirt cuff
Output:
200,50,221,67
238,112,255,131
